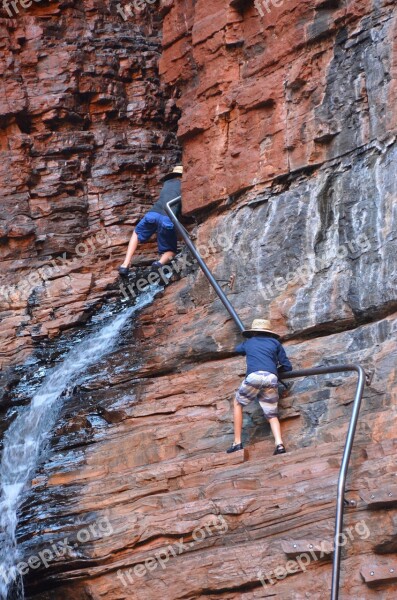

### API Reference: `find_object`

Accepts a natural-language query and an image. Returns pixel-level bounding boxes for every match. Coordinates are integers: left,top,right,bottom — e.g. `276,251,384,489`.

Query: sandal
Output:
273,444,286,455
226,442,244,454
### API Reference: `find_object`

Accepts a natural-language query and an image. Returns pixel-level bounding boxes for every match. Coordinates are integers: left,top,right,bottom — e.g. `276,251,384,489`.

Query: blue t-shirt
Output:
235,335,292,377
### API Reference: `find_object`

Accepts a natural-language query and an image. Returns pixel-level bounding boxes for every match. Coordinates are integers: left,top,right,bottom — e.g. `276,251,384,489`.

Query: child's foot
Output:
152,260,163,268
118,266,130,277
273,443,286,455
226,442,243,454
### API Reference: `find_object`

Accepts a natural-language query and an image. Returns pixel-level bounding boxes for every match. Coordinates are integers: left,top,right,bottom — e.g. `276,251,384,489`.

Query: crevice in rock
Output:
285,302,397,343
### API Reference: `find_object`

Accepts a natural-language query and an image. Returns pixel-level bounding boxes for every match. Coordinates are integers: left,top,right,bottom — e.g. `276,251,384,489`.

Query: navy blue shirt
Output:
151,178,181,218
235,335,292,377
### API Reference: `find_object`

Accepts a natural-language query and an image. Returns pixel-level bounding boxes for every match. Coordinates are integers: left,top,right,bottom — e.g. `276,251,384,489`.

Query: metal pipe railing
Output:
281,365,367,600
165,196,368,600
165,197,245,332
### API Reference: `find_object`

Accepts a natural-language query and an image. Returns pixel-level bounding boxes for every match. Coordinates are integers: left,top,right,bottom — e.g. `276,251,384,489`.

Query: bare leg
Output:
121,231,139,268
233,399,243,444
269,417,283,446
159,251,176,265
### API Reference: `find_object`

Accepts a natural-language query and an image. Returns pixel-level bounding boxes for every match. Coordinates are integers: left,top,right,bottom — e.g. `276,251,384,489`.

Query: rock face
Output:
0,1,396,600
0,0,180,370
160,0,397,214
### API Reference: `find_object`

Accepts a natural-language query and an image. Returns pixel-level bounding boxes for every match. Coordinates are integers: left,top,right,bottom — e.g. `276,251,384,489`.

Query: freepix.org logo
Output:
116,516,228,587
0,517,114,589
116,0,158,21
254,0,285,17
1,0,55,18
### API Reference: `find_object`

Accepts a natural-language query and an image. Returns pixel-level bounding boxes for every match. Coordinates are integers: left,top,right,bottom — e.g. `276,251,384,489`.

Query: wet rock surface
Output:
0,1,396,600
0,0,180,370
17,311,397,600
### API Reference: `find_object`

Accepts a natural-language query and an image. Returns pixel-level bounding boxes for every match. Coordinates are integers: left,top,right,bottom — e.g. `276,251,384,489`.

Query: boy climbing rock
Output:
118,166,183,276
227,318,292,456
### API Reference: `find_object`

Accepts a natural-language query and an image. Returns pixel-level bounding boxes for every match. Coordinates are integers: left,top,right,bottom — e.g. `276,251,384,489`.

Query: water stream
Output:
0,287,160,599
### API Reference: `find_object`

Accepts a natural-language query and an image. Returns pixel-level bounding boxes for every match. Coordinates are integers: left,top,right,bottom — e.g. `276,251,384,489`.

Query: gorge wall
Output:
0,0,180,371
0,1,396,599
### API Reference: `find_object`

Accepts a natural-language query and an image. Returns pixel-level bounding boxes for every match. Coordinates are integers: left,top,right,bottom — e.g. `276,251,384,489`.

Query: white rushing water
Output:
0,288,159,599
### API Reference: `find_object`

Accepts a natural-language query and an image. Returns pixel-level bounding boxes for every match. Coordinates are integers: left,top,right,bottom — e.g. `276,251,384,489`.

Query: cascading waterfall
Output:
0,286,160,600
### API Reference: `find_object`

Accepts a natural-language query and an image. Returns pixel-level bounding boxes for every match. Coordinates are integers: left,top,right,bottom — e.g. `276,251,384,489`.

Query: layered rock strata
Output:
0,1,396,600
0,0,180,370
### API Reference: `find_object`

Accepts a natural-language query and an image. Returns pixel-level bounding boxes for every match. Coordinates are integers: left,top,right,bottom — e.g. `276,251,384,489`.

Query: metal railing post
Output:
165,197,368,599
281,365,367,600
165,196,245,332
332,365,366,599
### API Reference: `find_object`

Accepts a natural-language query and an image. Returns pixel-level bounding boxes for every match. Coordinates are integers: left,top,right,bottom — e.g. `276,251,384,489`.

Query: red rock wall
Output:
1,1,397,600
0,0,180,368
160,0,397,213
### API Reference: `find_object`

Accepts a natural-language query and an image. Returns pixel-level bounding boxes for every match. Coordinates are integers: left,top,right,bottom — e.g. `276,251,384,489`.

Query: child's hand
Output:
278,381,292,399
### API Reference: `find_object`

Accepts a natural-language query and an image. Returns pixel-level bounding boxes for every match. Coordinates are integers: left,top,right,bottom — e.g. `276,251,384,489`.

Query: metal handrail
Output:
165,197,245,332
165,196,368,600
281,365,367,600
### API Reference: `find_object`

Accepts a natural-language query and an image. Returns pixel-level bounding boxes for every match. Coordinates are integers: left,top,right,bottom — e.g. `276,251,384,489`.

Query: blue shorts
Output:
135,211,178,254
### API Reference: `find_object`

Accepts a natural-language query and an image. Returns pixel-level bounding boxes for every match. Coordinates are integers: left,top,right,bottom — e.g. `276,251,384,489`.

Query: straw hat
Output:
242,318,280,339
163,165,183,181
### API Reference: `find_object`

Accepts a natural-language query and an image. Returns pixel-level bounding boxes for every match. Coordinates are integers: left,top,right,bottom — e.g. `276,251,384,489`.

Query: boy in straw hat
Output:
227,318,292,455
119,166,183,276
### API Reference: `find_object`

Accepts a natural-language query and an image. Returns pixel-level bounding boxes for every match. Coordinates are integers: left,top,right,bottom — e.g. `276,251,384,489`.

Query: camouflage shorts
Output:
236,370,279,420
